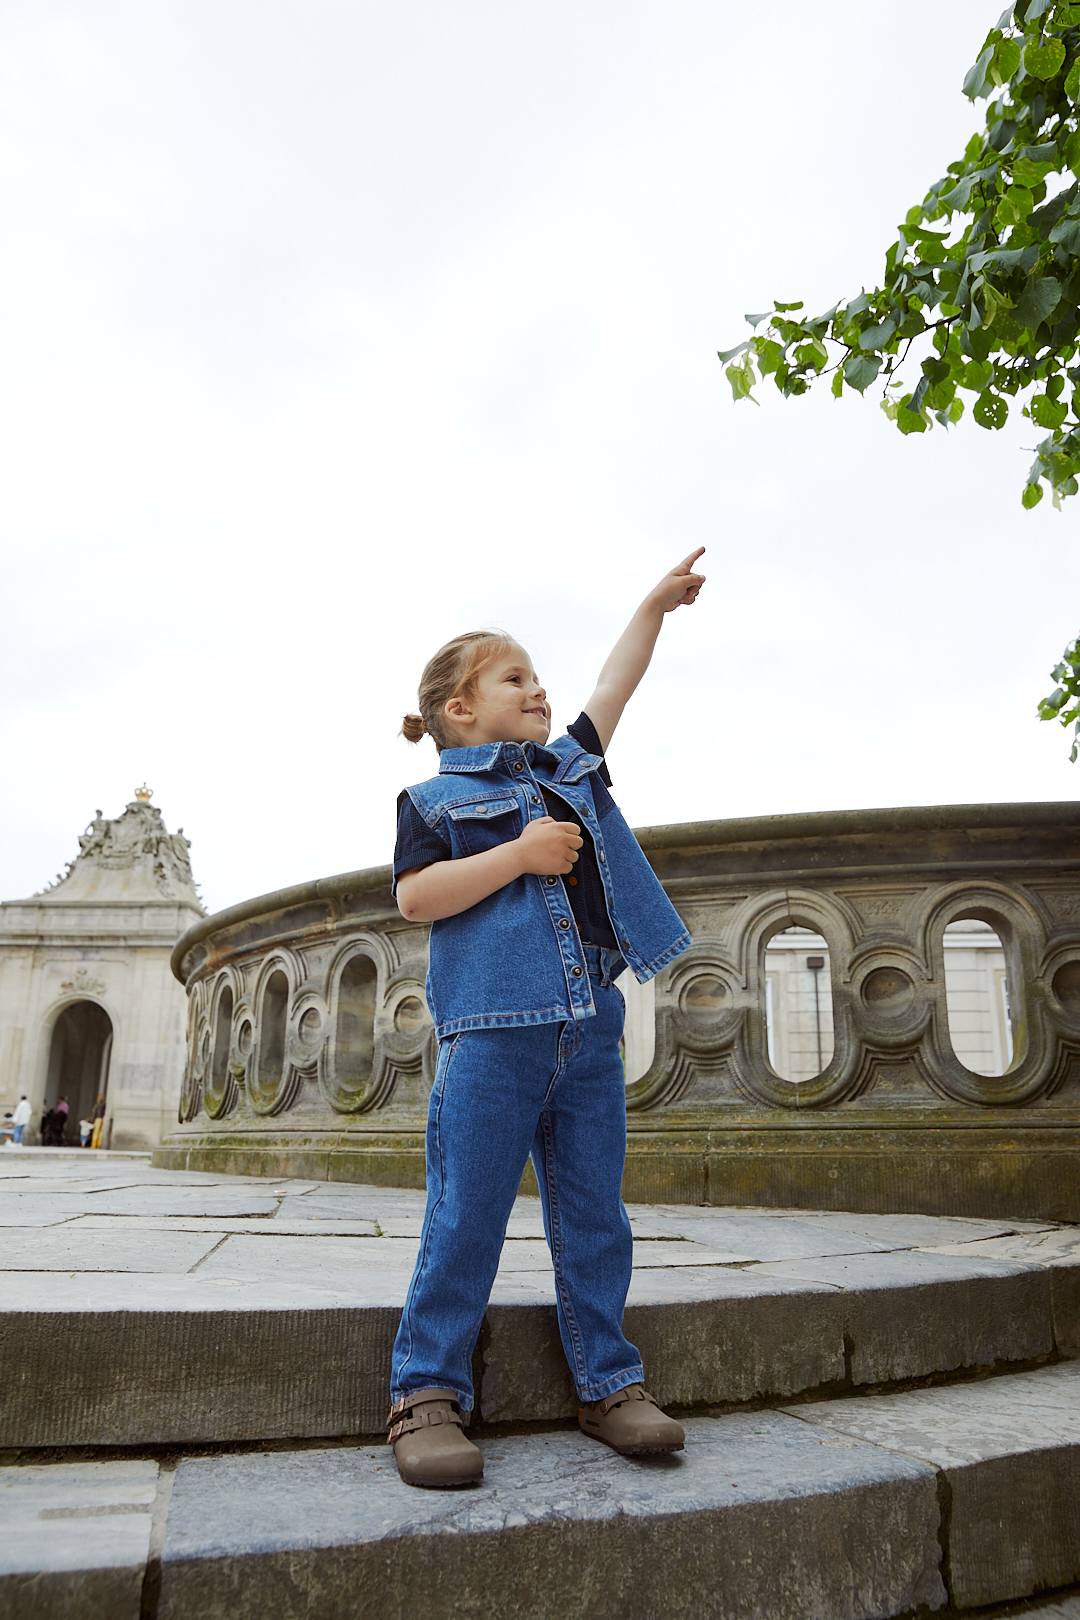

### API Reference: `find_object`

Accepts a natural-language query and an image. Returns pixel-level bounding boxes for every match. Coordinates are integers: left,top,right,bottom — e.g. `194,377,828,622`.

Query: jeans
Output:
12,1124,25,1145
389,943,644,1414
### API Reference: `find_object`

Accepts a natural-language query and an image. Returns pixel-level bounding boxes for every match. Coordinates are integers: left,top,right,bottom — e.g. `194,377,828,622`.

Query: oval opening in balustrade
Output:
335,955,378,1089
256,970,289,1096
944,917,1013,1076
210,983,234,1095
763,925,834,1082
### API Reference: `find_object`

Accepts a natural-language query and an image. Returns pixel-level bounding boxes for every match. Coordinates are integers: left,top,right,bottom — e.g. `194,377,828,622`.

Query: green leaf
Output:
896,394,928,434
994,186,1034,228
969,245,1038,273
959,359,994,392
1023,37,1065,80
991,36,1021,85
1022,480,1044,508
858,319,898,352
843,351,882,392
1011,156,1050,188
1015,276,1063,328
974,391,1009,429
754,338,786,375
718,340,750,364
726,353,759,404
1049,216,1080,255
794,337,828,372
1031,394,1068,429
773,300,804,312
1067,58,1080,104
964,43,995,100
831,370,844,399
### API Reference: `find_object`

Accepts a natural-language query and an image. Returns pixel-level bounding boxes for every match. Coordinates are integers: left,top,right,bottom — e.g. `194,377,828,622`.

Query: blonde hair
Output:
401,629,518,752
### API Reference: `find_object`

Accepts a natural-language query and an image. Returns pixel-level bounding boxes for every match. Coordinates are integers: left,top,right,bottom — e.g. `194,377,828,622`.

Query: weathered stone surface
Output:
193,1234,420,1281
0,1228,224,1272
156,1413,945,1620
784,1361,1080,1609
0,1459,156,1620
754,1249,1054,1382
68,1214,382,1237
480,1268,845,1422
0,1188,280,1218
0,1294,401,1446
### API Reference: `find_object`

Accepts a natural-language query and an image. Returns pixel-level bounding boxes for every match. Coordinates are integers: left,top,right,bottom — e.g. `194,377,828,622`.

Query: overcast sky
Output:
2,1,1076,917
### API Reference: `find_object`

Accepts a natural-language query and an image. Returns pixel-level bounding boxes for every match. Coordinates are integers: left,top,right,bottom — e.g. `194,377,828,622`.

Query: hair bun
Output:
401,712,427,743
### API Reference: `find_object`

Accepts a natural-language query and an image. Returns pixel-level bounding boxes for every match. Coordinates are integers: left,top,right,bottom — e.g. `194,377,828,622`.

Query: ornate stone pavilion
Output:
157,801,1080,1220
0,790,203,1149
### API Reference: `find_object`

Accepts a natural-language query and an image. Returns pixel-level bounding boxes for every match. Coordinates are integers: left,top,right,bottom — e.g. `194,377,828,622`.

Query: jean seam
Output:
578,1365,646,1403
539,1110,589,1392
393,1031,461,1392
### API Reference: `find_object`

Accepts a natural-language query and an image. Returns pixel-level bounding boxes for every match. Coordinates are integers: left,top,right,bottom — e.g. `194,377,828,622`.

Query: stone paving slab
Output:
784,1361,1080,1610
190,1233,742,1286
66,1215,383,1237
156,1411,945,1620
754,1249,1056,1383
0,1229,225,1273
0,1458,157,1619
0,1190,282,1218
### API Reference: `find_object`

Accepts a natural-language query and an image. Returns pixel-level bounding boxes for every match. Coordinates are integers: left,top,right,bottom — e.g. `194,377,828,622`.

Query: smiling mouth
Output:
524,708,547,719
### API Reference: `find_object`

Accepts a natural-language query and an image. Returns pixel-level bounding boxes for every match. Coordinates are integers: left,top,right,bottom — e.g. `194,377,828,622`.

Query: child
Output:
387,547,706,1488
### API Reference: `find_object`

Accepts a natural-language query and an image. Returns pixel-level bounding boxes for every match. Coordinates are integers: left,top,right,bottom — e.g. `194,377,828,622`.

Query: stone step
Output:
2,1237,1077,1449
3,1362,1079,1620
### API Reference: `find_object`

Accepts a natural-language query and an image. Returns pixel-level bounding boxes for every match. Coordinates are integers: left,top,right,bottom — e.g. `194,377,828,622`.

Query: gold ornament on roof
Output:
134,784,154,802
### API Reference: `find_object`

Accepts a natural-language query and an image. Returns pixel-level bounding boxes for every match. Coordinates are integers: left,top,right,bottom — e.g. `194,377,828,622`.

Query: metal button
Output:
512,762,524,772
571,966,584,977
558,917,571,929
545,876,557,885
531,794,541,804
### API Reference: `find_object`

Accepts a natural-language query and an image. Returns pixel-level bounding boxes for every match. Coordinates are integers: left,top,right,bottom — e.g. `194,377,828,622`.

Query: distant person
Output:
79,1117,93,1148
12,1094,31,1146
52,1095,70,1145
1,1112,13,1147
40,1104,61,1147
90,1094,106,1150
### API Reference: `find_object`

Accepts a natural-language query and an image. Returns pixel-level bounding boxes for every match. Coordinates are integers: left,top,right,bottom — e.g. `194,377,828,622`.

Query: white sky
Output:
2,1,1076,917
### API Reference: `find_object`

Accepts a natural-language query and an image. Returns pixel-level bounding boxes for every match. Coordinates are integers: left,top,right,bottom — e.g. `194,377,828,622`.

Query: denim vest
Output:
401,733,692,1039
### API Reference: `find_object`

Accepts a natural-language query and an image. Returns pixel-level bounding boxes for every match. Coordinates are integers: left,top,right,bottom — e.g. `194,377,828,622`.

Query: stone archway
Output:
44,1000,113,1146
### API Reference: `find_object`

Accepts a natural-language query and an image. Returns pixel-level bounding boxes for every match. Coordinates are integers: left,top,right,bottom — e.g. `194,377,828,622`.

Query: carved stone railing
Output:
155,803,1080,1219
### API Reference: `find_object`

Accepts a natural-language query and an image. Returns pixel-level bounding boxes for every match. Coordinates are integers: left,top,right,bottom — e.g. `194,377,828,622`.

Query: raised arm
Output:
583,547,706,753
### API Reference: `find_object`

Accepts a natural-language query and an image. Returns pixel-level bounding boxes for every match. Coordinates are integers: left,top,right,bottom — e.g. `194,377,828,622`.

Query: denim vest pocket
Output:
444,795,521,857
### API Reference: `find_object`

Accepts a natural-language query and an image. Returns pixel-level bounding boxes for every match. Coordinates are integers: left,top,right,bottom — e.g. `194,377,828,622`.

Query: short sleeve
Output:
566,710,612,787
392,790,451,898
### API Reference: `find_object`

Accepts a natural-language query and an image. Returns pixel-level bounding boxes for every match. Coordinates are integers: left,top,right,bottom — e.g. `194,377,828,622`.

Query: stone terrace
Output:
2,1151,1080,1618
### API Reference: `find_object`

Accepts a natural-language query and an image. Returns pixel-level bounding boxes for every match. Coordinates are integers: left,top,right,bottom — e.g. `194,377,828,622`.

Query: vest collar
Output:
439,738,561,775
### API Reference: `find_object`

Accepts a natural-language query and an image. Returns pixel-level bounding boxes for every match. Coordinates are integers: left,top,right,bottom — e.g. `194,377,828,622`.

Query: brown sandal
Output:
578,1383,685,1456
386,1387,484,1488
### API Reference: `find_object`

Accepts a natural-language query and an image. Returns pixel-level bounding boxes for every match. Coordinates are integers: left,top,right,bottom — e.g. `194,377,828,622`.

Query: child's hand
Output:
516,816,584,875
645,546,706,614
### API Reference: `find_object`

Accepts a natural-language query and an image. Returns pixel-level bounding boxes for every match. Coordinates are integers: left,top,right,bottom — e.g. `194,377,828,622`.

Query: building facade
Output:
0,790,203,1150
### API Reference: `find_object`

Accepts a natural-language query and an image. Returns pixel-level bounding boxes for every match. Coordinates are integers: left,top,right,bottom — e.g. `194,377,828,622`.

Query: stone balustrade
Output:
155,802,1080,1219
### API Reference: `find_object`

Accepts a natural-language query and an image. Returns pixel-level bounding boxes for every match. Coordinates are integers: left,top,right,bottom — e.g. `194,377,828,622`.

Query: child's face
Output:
443,642,550,747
